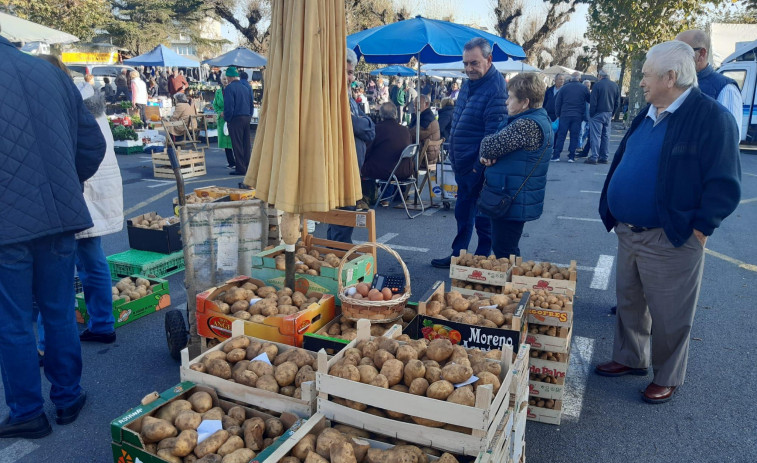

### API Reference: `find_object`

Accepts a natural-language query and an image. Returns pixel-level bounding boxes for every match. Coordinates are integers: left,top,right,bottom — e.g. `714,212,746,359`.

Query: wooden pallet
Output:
152,149,206,179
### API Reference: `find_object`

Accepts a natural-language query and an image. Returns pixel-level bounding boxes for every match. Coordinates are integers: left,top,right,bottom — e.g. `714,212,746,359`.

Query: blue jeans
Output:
492,220,526,259
589,112,612,162
553,116,582,160
37,236,115,352
327,206,357,244
0,233,83,421
451,167,491,256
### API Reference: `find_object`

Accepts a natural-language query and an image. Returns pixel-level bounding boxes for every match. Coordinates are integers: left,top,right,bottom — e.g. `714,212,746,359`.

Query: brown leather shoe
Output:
595,361,649,377
643,383,677,404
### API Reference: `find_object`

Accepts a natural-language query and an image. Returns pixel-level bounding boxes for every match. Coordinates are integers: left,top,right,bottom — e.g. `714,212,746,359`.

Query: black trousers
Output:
491,220,525,259
224,148,235,167
228,116,252,174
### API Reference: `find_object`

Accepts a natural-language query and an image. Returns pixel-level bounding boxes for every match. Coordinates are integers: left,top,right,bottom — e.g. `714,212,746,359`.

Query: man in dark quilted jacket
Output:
431,37,507,268
0,34,106,438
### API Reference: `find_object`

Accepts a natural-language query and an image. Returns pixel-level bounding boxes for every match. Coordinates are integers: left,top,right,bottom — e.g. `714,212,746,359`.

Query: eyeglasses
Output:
692,47,703,52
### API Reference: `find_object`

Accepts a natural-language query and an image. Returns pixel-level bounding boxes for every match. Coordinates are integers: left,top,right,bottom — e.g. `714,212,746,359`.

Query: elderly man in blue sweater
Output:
0,35,106,437
431,37,507,268
595,41,741,404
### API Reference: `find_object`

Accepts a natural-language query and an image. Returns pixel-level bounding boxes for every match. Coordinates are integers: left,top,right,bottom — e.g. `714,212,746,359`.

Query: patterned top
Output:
479,118,544,160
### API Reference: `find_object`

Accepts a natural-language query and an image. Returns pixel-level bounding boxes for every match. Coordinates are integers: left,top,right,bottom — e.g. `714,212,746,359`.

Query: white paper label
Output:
478,305,498,310
197,419,223,443
252,352,272,365
454,375,479,388
249,298,262,306
216,235,239,272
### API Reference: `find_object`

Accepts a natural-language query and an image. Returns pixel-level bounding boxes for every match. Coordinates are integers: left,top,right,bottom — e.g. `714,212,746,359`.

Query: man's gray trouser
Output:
589,111,612,162
612,224,705,387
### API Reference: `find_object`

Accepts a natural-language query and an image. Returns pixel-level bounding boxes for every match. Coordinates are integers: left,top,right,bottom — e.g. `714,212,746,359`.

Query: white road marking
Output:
144,179,176,188
593,172,607,176
422,207,441,216
739,197,757,205
558,216,603,223
580,190,601,194
743,172,757,177
562,336,595,421
590,255,614,290
0,440,40,462
376,233,399,244
354,240,429,253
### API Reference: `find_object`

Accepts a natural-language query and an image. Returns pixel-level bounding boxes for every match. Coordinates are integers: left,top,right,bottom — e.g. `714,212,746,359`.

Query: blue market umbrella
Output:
124,44,200,68
203,47,267,68
369,65,421,76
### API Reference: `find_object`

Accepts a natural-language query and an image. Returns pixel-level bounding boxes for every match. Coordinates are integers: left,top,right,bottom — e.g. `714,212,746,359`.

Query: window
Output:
721,70,747,92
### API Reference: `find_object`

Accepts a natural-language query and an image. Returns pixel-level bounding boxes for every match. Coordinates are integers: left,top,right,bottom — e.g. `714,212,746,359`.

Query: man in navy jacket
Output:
224,66,255,175
595,41,740,404
0,35,106,437
431,37,507,268
552,72,589,162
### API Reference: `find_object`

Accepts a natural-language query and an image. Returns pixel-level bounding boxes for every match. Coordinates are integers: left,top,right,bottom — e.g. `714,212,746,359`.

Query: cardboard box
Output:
76,275,170,328
251,245,374,305
450,251,511,286
127,212,182,254
111,381,299,463
428,162,458,199
196,276,336,346
411,281,527,351
194,185,256,201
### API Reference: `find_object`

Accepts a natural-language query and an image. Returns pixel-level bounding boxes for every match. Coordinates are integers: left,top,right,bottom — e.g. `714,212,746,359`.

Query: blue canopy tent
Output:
347,16,525,207
369,65,422,77
124,44,200,68
203,47,267,68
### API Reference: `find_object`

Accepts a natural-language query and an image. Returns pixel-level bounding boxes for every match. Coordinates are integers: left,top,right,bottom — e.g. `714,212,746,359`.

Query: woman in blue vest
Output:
478,73,553,258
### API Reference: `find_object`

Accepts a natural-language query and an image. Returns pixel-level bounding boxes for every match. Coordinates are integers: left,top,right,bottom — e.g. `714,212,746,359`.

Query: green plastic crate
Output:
107,249,184,280
114,145,144,155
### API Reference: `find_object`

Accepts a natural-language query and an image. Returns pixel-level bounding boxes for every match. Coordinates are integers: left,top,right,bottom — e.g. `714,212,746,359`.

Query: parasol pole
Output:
280,212,300,291
415,54,422,178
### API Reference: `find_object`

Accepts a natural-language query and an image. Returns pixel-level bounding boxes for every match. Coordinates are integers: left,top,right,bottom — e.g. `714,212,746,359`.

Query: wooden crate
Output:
315,320,515,456
450,251,512,286
450,281,506,298
511,258,577,295
528,375,565,400
509,344,530,414
152,148,206,179
179,320,316,418
526,326,573,354
526,399,563,425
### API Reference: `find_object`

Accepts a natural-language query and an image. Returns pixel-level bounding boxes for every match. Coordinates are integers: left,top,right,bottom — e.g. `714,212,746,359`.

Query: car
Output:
70,64,137,93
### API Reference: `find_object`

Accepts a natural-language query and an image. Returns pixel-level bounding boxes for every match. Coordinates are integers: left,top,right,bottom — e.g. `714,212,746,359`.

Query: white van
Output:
717,39,757,144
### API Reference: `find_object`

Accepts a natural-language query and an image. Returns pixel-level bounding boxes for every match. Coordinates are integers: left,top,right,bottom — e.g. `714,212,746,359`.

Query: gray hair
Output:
598,69,608,78
571,72,581,81
677,30,710,57
175,92,188,103
419,94,431,105
645,40,698,89
82,92,106,118
379,102,398,120
346,48,358,66
463,37,492,59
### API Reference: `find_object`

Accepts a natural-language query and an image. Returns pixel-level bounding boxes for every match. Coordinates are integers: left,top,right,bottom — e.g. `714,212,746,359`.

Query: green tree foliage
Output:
2,0,111,41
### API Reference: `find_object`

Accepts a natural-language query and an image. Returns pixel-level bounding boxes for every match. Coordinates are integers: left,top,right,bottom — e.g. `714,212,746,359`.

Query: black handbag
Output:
477,144,549,219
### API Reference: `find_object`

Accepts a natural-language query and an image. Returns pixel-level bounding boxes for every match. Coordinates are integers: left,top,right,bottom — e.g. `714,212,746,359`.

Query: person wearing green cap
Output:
223,66,255,175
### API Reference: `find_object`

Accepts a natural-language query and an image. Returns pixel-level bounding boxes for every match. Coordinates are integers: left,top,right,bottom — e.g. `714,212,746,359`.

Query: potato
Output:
217,435,244,457
184,454,199,463
175,410,202,431
226,406,246,425
206,359,232,380
369,374,389,388
265,417,284,438
281,385,296,396
288,349,315,368
256,374,280,393
373,349,395,370
221,448,256,463
316,428,348,458
141,416,177,443
232,368,258,387
279,458,300,463
259,343,279,362
357,364,379,384
407,340,427,359
226,348,246,363
275,361,299,387
379,359,404,386
295,365,316,388
242,416,265,451
155,400,193,424
402,360,426,386
426,339,454,363
441,364,473,384
172,429,199,457
426,380,454,400
409,377,430,395
292,433,317,460
438,453,460,463
194,429,230,458
226,425,242,438
156,448,182,463
245,341,263,360
202,407,225,421
447,386,475,406
256,286,278,298
475,371,501,395
196,455,223,463
305,451,329,463
376,337,399,355
333,425,369,439
424,366,442,384
330,364,361,382
395,345,418,364
248,360,274,378
329,441,357,463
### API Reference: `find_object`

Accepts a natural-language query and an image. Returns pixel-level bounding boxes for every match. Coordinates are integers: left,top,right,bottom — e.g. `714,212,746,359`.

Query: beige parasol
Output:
244,0,361,213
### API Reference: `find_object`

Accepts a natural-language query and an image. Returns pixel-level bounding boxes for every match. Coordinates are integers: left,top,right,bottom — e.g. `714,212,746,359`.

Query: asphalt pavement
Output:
1,125,756,462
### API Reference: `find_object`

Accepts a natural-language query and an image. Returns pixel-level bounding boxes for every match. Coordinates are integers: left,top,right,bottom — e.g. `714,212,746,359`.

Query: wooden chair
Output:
160,118,199,151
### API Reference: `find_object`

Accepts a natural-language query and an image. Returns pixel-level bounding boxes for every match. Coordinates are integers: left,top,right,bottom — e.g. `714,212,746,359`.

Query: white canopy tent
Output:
0,12,79,44
542,64,578,76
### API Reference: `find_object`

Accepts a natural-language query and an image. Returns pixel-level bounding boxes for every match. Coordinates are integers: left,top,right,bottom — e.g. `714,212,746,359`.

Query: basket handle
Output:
337,242,411,297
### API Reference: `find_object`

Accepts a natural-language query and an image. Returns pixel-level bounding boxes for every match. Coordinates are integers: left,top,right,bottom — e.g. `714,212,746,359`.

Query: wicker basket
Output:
338,242,411,323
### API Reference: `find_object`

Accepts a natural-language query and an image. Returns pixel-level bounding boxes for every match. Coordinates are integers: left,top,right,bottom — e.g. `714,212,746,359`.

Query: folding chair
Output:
374,144,425,219
160,118,199,150
415,137,445,207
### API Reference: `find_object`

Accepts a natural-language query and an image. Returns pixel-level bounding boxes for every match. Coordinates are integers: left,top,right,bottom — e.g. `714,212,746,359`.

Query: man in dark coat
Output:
543,73,564,121
223,67,254,176
361,102,413,203
0,34,106,438
586,69,620,164
431,37,507,268
552,72,589,162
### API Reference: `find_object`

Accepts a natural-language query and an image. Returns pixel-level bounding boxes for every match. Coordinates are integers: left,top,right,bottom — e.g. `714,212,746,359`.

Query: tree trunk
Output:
627,53,646,121
615,57,627,121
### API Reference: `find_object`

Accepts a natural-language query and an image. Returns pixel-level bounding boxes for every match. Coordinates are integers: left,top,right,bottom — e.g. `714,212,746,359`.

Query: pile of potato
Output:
450,279,502,294
279,424,461,463
511,261,573,279
174,193,218,205
112,277,156,303
423,290,520,329
530,372,561,385
189,336,317,399
326,335,505,429
136,390,287,463
269,247,359,276
211,282,321,321
453,253,511,272
528,324,565,337
322,309,416,341
519,288,572,311
132,213,178,230
528,397,557,410
529,349,566,363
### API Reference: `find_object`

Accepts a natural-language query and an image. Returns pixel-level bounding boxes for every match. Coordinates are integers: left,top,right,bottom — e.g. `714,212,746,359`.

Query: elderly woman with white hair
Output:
595,40,741,404
130,70,148,122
